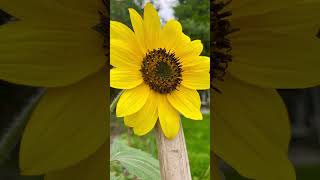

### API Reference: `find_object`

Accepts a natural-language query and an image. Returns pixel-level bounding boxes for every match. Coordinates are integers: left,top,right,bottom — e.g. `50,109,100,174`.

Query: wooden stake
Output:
155,122,192,180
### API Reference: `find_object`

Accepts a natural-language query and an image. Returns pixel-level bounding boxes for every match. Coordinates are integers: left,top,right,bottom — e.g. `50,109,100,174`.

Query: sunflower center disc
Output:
140,48,182,94
95,0,108,48
211,0,239,92
212,0,233,82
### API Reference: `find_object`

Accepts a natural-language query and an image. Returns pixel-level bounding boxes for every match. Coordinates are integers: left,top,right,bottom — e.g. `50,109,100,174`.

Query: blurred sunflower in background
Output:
212,0,320,179
0,0,108,179
110,3,210,139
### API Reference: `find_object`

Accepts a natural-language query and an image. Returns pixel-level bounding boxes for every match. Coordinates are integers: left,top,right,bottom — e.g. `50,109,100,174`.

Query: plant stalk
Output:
0,89,45,164
110,90,123,113
155,121,192,180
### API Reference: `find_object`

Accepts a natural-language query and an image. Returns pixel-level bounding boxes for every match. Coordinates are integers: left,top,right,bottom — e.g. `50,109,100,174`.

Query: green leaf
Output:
111,139,161,180
110,175,119,180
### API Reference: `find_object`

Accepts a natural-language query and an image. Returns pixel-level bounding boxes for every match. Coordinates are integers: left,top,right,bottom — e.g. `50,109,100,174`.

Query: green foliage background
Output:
110,0,143,27
174,0,210,56
117,115,210,180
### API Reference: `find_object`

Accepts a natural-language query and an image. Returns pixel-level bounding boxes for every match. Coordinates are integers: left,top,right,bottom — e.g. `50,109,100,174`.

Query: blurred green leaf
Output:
110,174,119,180
111,139,161,180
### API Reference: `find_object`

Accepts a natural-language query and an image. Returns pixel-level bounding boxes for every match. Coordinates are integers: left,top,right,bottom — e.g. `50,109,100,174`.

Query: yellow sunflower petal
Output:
182,72,209,90
175,40,203,60
45,143,107,180
110,68,143,89
129,8,147,53
230,1,320,88
110,21,135,41
143,2,161,50
213,74,295,180
0,22,105,87
116,83,150,117
2,0,99,24
167,86,202,120
110,39,141,68
172,32,192,53
124,90,160,136
110,21,144,59
158,96,180,139
181,56,210,90
20,70,108,175
160,20,184,51
160,22,191,56
123,116,135,128
181,56,210,69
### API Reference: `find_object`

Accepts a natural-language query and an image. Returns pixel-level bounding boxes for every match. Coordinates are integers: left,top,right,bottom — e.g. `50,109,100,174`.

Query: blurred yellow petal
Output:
213,74,295,180
110,39,141,68
0,22,105,87
53,0,102,19
45,143,107,180
129,8,147,53
2,0,99,25
232,1,319,29
110,68,143,89
230,0,300,18
143,2,161,50
124,91,159,135
158,96,180,139
167,86,202,120
230,1,320,88
181,56,210,90
116,83,149,117
20,70,108,175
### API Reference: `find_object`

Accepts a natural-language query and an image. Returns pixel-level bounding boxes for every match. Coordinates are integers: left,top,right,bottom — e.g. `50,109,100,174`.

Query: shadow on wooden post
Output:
155,121,192,180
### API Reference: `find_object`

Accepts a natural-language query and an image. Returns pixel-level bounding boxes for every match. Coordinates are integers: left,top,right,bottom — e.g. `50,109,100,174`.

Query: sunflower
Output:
110,3,210,139
212,0,320,179
0,0,108,179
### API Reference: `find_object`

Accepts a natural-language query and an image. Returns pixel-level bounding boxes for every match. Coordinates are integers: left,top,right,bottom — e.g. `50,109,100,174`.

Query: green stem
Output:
110,90,123,113
0,89,45,164
202,165,210,179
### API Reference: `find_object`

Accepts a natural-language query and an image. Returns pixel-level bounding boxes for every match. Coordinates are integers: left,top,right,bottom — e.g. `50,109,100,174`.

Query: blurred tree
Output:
110,0,143,27
174,0,210,56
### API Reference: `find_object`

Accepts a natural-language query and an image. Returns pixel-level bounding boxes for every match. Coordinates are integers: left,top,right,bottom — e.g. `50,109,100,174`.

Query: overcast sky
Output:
143,0,178,21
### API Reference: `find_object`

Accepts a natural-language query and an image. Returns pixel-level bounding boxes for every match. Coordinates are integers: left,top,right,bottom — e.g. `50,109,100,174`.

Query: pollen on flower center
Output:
140,48,182,94
211,0,238,91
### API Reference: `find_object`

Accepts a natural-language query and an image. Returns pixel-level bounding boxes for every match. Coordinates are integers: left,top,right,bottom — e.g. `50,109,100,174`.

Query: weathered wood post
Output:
155,122,192,180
